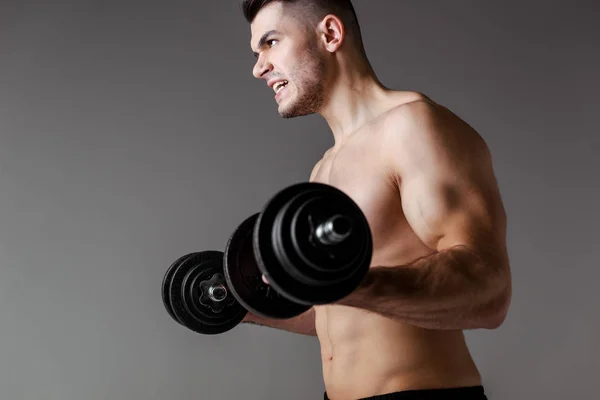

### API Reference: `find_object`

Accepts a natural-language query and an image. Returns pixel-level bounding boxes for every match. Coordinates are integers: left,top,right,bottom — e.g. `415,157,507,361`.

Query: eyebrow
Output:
252,30,279,58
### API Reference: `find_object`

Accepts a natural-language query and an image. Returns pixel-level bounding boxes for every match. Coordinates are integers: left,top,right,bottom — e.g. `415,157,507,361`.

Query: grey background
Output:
0,1,597,399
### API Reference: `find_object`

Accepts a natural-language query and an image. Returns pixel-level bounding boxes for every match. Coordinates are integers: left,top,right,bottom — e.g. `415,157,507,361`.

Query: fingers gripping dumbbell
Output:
161,182,373,335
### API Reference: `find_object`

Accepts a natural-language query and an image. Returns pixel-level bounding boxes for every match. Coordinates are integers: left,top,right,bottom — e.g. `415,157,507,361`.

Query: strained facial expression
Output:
250,3,329,118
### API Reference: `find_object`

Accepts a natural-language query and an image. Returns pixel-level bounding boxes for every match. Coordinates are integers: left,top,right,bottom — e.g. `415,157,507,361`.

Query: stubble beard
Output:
279,50,328,119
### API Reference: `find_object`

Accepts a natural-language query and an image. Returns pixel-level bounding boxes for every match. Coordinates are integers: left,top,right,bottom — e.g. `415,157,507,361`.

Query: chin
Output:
279,108,314,119
278,102,297,119
278,101,317,119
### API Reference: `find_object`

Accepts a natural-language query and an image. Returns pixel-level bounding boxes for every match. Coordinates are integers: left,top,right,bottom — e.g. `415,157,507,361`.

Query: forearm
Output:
338,246,510,330
242,307,317,336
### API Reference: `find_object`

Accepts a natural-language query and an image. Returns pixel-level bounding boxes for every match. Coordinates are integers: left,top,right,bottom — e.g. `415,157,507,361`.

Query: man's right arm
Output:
242,308,317,336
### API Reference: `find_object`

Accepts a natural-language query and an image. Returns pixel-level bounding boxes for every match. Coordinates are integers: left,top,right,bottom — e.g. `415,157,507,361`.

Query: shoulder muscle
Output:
382,99,506,256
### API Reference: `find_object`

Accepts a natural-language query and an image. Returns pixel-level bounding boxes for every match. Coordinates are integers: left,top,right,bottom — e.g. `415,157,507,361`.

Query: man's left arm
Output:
337,100,512,330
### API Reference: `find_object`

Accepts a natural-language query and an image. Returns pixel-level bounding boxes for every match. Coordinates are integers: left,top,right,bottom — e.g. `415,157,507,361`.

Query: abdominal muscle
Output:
314,305,482,400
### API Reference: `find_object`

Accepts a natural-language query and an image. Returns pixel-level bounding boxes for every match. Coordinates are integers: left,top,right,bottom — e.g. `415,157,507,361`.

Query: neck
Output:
319,61,390,147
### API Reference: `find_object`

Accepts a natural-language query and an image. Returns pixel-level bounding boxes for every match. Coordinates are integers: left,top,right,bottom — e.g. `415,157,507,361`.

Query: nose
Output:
252,54,272,79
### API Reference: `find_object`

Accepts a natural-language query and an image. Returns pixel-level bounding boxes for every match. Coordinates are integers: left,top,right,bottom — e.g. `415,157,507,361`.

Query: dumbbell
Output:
161,182,373,335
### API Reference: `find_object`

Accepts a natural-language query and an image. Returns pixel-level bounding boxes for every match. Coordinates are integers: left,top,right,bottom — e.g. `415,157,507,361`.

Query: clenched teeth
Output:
274,81,288,93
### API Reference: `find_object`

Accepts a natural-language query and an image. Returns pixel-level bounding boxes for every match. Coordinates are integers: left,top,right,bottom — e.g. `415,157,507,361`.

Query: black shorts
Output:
324,385,488,399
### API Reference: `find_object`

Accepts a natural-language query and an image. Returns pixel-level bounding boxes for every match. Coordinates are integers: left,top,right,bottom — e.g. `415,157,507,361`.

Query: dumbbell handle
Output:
314,214,353,246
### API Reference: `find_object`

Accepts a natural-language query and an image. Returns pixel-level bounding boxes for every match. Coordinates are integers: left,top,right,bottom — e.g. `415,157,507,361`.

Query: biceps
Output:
400,178,454,247
400,176,498,251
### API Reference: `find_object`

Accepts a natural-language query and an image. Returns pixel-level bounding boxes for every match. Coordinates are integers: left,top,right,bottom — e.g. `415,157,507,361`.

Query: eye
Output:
267,39,278,47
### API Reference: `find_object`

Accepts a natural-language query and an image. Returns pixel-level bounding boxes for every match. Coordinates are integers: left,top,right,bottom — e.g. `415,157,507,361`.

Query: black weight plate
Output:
167,251,247,334
274,193,366,283
162,253,196,325
288,194,371,281
224,213,310,319
254,182,373,305
180,258,246,329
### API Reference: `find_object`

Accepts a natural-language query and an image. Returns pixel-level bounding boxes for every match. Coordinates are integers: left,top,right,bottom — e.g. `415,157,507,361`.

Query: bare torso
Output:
309,92,482,400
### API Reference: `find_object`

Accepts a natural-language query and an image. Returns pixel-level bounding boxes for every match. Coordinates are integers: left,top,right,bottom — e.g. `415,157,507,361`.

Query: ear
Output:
318,14,345,52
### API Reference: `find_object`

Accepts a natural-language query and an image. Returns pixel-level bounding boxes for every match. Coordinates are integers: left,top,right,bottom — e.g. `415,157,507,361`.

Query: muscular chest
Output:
310,141,427,265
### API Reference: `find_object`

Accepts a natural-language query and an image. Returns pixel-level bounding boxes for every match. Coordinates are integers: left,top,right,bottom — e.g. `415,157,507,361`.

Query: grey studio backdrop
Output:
0,1,597,399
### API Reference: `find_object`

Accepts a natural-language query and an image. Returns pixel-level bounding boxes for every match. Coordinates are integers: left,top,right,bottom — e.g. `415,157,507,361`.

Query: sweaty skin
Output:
243,3,510,400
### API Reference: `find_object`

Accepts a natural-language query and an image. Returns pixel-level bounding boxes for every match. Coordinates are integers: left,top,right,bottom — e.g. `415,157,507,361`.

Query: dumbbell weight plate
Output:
162,251,247,335
162,253,192,324
224,213,311,319
254,182,373,305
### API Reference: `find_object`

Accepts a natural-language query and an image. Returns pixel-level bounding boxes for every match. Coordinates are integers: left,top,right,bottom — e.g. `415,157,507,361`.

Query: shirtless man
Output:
240,1,512,399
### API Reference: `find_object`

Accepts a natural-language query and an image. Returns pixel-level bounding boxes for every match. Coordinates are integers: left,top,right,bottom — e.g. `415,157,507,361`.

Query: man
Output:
240,1,512,399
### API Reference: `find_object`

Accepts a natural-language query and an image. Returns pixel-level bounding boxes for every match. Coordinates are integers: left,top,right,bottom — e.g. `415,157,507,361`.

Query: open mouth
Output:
273,80,288,94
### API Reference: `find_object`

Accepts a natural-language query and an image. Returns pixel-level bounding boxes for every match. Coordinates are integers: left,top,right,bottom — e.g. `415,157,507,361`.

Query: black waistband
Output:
324,385,487,400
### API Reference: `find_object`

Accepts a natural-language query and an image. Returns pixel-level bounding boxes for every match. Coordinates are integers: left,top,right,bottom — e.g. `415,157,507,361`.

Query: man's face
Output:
250,3,329,118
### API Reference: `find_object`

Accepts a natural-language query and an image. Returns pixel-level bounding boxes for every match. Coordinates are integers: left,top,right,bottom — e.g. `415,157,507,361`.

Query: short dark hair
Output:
241,0,366,55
